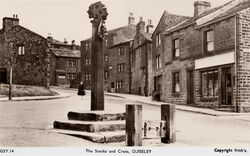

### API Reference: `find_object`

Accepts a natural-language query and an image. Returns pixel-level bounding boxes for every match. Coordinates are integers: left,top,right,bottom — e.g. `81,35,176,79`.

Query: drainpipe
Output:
234,15,239,113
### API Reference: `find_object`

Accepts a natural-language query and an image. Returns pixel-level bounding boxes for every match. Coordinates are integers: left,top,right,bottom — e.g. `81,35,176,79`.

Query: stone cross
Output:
87,2,108,110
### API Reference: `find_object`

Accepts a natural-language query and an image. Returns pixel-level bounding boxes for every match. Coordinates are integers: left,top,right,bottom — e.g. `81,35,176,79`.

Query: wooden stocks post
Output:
87,2,108,110
126,105,142,146
161,104,176,143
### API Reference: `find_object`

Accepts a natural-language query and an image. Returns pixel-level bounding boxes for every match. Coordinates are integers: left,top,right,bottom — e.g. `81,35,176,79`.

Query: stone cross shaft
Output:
87,2,108,110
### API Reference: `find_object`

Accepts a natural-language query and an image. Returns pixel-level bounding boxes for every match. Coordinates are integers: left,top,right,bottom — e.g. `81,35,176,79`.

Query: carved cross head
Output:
87,1,108,23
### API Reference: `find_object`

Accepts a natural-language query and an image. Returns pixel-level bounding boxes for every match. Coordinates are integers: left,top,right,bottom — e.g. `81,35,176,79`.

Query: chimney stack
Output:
128,12,135,25
146,19,154,33
194,1,211,18
136,19,145,33
71,40,76,50
64,38,68,44
2,14,19,32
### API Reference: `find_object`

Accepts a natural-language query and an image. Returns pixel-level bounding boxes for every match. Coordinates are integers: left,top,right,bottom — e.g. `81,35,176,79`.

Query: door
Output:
221,67,232,105
187,70,194,104
0,68,7,84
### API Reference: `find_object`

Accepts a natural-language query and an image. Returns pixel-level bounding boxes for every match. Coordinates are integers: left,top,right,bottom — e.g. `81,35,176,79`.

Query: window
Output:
104,71,109,79
18,45,25,55
9,42,14,49
67,60,72,67
85,59,91,65
118,47,125,56
85,74,91,81
156,54,161,69
86,43,91,50
173,38,180,58
117,63,125,72
156,33,161,46
202,70,218,97
72,61,76,67
173,72,180,93
116,81,123,89
154,76,162,91
67,73,71,80
72,73,76,79
104,55,108,62
85,43,88,50
204,30,214,52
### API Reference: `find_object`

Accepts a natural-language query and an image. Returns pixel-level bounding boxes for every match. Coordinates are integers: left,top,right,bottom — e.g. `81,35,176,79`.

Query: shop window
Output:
202,70,218,97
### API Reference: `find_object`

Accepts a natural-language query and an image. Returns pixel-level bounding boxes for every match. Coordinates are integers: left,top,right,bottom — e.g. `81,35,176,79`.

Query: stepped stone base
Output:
54,120,125,132
68,111,125,121
51,129,125,143
53,110,126,143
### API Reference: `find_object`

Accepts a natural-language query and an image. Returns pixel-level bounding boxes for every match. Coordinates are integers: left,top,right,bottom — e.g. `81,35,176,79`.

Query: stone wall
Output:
108,43,130,94
237,8,250,112
162,16,236,107
0,25,49,87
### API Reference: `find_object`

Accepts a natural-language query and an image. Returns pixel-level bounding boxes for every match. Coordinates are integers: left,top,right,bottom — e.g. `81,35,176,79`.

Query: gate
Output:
125,104,176,146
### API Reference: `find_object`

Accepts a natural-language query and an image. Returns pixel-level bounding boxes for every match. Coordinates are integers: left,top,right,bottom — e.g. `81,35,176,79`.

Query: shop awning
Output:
195,52,234,70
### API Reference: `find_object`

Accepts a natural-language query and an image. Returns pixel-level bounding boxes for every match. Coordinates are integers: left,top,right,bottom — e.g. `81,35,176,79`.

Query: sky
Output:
0,0,231,45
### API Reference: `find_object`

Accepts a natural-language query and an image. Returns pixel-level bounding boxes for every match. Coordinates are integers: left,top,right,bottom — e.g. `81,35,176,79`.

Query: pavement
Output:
1,86,250,118
1,86,250,146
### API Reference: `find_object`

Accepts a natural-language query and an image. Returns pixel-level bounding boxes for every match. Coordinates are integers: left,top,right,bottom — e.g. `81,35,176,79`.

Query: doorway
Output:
187,69,194,104
0,68,7,84
221,67,232,105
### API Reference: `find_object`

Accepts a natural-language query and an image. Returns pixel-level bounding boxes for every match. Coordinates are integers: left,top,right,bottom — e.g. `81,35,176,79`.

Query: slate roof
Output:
165,0,250,34
81,24,136,46
51,39,70,46
110,25,136,46
51,48,80,58
152,11,190,35
141,31,152,41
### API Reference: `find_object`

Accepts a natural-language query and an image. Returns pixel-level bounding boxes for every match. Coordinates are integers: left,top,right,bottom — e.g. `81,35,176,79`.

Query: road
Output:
0,88,250,146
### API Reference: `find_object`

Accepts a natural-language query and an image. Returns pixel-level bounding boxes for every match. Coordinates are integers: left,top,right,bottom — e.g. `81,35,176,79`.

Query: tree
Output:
0,41,17,100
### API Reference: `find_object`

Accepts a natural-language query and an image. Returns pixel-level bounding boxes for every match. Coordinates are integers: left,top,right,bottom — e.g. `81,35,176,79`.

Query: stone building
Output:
130,19,153,96
151,11,190,100
160,0,250,112
0,16,80,87
49,38,81,86
81,13,136,92
0,15,50,87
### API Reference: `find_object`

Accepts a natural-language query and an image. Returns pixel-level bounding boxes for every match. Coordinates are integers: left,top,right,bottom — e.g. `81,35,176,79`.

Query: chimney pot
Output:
146,19,154,33
140,17,143,21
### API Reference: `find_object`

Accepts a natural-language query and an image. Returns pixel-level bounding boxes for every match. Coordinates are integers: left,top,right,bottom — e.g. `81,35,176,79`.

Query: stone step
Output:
53,120,125,132
50,129,125,143
67,111,125,121
216,105,235,112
